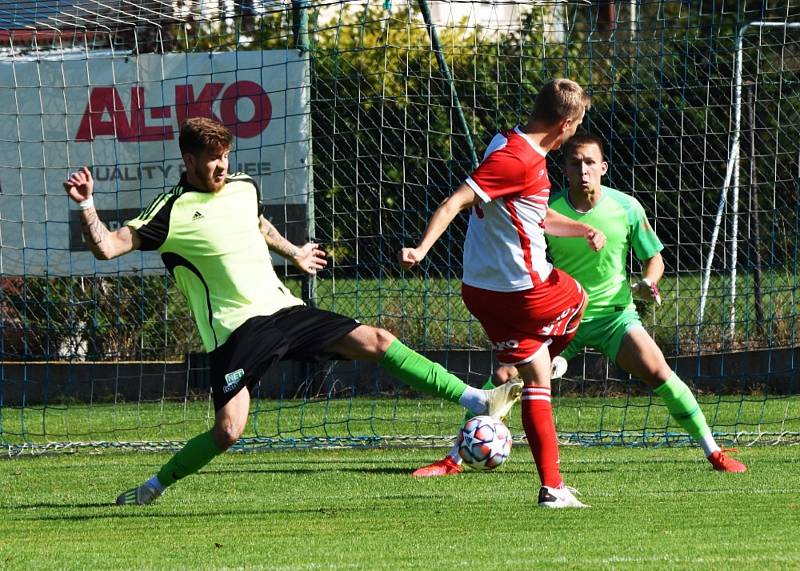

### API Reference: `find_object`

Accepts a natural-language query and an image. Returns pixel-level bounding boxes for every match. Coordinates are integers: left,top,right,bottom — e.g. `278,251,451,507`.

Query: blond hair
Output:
531,78,591,124
179,117,233,155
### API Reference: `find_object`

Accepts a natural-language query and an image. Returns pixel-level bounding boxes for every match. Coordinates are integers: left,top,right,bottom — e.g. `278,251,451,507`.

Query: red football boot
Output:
708,449,747,473
412,456,463,478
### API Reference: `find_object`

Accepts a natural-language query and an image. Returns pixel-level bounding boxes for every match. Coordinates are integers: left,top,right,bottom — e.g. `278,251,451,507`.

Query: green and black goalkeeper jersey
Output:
126,172,303,352
547,186,663,321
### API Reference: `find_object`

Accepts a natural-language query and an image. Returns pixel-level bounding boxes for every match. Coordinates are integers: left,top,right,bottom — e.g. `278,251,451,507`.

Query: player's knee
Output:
493,365,519,385
373,327,397,354
213,419,245,450
641,364,673,387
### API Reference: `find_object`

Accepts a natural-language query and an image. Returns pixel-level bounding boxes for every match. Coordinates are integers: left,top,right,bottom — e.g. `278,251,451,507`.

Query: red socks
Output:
521,386,563,488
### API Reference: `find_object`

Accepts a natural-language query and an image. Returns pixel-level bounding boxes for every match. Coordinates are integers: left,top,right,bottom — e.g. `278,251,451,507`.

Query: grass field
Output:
1,445,799,570
3,395,800,450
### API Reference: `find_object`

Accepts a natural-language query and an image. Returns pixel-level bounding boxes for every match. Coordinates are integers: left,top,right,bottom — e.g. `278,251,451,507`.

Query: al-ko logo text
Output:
75,81,272,142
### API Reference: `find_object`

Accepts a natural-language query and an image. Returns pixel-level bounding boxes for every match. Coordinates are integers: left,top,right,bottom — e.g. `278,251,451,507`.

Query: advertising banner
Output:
0,50,310,276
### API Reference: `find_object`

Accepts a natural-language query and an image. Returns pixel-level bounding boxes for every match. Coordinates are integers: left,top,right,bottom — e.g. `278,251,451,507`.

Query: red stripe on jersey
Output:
504,197,542,286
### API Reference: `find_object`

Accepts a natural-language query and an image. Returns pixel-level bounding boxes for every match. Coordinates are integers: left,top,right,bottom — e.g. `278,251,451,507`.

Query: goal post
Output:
0,0,798,454
699,20,800,343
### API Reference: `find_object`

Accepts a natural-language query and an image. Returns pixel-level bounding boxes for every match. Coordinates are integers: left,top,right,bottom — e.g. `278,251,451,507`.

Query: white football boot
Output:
537,485,589,508
115,482,162,506
484,378,524,420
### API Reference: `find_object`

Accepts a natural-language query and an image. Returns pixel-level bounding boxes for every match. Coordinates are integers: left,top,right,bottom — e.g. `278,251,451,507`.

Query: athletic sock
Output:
447,376,497,462
156,429,223,488
380,339,468,405
698,434,720,457
458,387,485,414
521,386,563,488
653,372,720,456
461,376,496,422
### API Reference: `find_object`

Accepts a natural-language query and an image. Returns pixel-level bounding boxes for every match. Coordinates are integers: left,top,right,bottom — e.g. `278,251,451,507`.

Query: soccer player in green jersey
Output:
64,117,522,506
413,132,746,477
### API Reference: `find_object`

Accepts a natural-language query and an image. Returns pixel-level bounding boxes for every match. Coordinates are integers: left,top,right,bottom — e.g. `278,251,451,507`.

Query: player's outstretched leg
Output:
375,336,522,417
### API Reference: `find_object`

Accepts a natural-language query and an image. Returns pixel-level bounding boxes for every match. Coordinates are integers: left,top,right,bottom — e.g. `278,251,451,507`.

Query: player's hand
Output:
399,247,425,269
63,167,94,203
631,278,662,305
584,226,606,252
293,242,327,275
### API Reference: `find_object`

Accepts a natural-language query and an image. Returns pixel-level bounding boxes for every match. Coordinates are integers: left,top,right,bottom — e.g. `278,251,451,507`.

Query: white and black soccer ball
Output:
457,415,512,471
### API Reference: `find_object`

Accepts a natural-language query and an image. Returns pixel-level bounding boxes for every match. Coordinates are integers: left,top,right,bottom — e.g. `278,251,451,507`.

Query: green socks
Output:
380,339,467,403
653,373,713,441
157,429,223,488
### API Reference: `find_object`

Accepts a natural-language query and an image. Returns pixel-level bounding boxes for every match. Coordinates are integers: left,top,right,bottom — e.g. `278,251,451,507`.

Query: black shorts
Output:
209,306,360,411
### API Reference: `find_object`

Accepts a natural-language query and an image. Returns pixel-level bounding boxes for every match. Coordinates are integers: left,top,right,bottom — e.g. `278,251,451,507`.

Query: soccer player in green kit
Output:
413,132,746,477
64,117,522,505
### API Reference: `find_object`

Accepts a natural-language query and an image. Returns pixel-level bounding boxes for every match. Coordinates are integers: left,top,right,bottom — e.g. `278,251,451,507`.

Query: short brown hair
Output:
179,117,233,155
562,132,605,160
531,78,591,124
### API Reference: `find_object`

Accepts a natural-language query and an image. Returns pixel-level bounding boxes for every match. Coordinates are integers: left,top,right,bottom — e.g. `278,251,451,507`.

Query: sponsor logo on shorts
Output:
223,368,245,393
540,306,577,336
492,339,520,352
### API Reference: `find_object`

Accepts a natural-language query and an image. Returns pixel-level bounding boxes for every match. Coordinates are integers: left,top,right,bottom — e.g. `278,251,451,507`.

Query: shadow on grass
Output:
199,465,412,476
201,461,618,476
18,500,454,522
8,501,110,509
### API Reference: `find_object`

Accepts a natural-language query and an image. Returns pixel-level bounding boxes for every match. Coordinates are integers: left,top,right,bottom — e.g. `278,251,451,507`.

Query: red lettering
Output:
219,81,271,138
127,87,173,142
75,81,272,142
175,83,225,125
75,87,133,141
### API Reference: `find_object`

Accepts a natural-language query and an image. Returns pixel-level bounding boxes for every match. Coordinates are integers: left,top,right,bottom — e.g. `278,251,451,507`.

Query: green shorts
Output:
560,309,644,363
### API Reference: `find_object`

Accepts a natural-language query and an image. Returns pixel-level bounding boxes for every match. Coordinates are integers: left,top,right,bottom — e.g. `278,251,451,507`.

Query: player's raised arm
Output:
259,215,327,275
399,183,478,269
64,167,140,260
543,207,606,252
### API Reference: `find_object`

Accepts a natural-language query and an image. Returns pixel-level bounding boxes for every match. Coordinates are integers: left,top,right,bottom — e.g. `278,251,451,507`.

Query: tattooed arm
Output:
64,167,140,260
259,215,326,274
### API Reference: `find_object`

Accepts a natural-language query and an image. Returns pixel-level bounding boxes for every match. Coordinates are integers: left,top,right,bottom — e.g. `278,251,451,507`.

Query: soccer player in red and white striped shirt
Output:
400,79,605,508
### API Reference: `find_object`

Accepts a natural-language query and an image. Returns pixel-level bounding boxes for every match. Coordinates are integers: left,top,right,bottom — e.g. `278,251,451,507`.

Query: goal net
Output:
1,0,798,453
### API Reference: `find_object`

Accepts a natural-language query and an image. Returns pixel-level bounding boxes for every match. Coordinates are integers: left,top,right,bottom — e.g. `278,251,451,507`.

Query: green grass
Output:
3,396,800,450
1,446,799,569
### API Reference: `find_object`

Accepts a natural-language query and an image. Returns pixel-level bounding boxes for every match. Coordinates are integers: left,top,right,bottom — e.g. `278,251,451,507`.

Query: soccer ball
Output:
457,415,512,471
